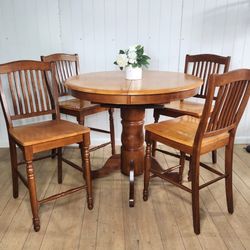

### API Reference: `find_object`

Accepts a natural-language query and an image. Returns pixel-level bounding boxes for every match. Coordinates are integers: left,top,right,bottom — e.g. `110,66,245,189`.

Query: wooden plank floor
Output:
0,145,250,250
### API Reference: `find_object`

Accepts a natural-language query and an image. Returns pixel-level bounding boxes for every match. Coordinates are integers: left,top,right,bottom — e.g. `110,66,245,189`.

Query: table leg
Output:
120,108,145,176
129,160,135,207
121,107,145,207
89,107,145,206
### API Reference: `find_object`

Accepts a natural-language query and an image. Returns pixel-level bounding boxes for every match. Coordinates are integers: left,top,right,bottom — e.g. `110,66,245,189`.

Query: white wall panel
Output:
0,0,249,147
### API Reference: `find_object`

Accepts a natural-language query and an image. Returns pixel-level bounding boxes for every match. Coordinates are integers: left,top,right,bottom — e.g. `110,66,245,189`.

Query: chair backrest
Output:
184,54,231,99
41,53,80,97
194,69,250,149
0,60,60,129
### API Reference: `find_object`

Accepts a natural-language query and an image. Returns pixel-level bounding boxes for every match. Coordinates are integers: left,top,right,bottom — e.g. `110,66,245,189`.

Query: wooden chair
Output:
144,69,250,234
153,54,231,164
41,53,115,155
0,60,93,232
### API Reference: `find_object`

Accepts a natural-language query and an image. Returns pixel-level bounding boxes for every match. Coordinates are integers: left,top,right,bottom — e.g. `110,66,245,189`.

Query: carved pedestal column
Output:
120,108,145,176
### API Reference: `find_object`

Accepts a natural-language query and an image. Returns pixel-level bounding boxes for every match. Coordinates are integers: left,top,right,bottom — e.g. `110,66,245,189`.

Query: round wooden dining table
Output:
66,70,203,206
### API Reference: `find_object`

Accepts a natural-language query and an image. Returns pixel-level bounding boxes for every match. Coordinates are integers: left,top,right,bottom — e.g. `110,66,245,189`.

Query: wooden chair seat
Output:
145,115,229,155
9,120,89,148
59,98,108,114
159,100,205,118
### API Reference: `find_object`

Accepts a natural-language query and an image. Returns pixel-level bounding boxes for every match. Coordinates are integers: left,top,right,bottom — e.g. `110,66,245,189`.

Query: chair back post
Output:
0,76,13,129
75,54,80,74
50,62,61,120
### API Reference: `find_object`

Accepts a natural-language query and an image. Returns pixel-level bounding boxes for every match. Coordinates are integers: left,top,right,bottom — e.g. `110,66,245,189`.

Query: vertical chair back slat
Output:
0,60,58,128
30,69,40,112
8,72,19,115
196,69,250,141
24,70,34,113
35,70,45,111
41,53,79,97
13,71,24,115
19,71,29,113
184,54,231,100
41,71,52,111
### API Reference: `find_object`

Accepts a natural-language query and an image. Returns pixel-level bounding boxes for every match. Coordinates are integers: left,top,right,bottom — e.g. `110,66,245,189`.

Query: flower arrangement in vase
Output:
114,45,150,80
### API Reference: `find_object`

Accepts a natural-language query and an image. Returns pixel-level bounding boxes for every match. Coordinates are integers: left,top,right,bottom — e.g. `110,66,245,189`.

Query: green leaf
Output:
119,50,125,54
114,61,118,65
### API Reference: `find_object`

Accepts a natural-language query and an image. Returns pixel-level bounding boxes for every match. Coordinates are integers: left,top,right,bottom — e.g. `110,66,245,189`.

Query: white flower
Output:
128,51,137,60
116,54,128,68
128,45,137,52
128,58,137,64
127,50,137,64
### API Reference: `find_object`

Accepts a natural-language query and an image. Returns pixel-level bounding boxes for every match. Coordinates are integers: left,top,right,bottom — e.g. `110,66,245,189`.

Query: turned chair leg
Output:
191,155,200,235
179,151,185,183
225,141,234,214
81,137,93,210
25,154,40,232
212,150,217,164
188,156,192,182
9,139,19,198
51,149,57,159
57,147,62,184
108,108,116,155
152,112,160,157
77,116,86,155
143,140,152,201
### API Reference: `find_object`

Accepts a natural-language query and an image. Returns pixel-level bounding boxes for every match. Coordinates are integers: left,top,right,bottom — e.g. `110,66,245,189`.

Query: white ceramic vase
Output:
125,66,142,80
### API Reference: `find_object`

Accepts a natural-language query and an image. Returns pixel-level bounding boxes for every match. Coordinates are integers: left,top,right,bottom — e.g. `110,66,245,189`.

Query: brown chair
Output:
41,53,115,155
0,60,93,232
153,54,231,164
144,69,250,234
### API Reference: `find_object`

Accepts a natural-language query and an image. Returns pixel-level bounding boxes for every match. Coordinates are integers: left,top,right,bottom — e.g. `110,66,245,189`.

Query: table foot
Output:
91,154,120,179
129,160,135,207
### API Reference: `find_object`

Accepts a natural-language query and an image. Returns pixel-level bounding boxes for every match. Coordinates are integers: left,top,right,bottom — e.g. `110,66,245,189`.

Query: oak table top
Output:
66,70,203,207
65,70,203,105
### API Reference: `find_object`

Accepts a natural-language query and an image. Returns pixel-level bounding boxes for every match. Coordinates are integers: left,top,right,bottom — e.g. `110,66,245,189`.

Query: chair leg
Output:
212,150,217,164
81,138,93,210
179,151,185,183
188,155,192,182
25,157,40,232
51,148,57,159
191,154,200,234
57,147,62,184
152,111,160,157
9,139,18,198
225,141,234,214
77,115,85,126
51,113,57,159
108,108,116,155
77,116,85,153
143,140,152,201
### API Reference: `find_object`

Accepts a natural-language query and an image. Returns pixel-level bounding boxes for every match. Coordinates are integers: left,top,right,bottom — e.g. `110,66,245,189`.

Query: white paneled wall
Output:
0,0,249,147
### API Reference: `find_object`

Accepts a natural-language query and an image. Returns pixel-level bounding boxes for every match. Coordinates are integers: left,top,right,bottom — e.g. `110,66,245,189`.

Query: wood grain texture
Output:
66,71,203,95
